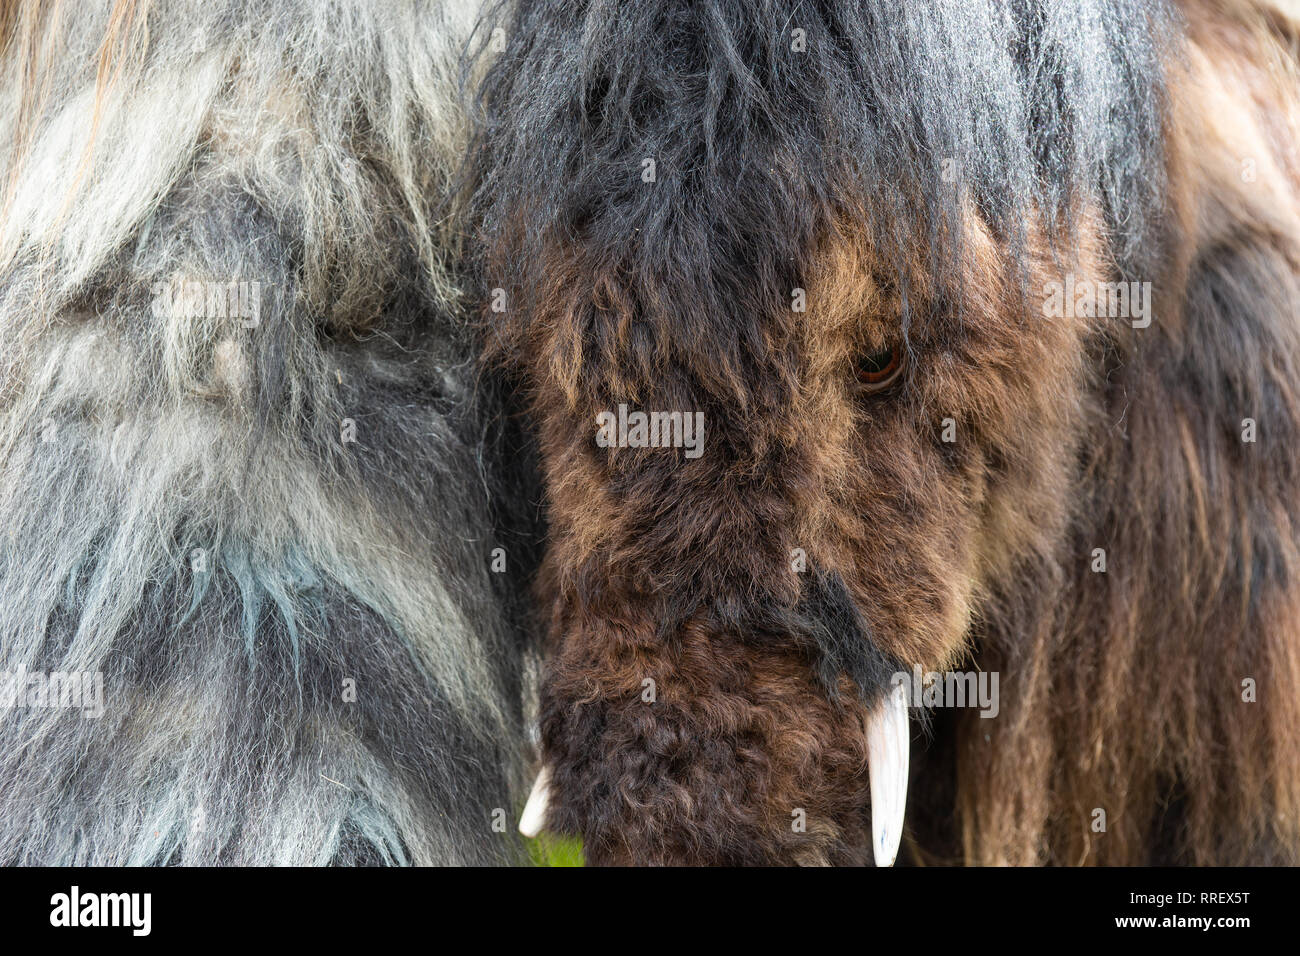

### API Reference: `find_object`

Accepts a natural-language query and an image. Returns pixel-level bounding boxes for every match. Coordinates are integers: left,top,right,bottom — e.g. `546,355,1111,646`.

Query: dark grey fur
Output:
0,0,540,865
467,0,1174,331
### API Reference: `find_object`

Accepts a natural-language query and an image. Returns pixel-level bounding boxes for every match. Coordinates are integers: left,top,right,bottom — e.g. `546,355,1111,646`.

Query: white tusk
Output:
518,765,552,838
867,680,911,867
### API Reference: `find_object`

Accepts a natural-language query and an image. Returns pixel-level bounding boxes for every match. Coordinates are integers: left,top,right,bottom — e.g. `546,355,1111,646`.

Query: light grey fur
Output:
0,0,538,865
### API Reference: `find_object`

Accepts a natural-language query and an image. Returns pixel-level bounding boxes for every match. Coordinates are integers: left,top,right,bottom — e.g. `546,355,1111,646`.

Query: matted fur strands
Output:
0,0,542,866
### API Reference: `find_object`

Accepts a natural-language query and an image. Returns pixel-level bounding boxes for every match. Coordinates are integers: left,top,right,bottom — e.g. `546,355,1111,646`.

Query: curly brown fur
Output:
470,0,1300,865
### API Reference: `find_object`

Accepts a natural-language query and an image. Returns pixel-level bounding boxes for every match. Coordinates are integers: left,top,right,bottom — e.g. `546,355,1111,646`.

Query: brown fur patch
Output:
948,0,1300,865
488,0,1300,865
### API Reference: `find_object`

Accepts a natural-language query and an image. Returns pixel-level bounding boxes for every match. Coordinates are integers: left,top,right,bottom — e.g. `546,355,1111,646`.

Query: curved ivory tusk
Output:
518,765,552,838
867,679,911,866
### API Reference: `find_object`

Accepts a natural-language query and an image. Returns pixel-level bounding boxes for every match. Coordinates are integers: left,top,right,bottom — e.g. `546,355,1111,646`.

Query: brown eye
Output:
855,344,906,392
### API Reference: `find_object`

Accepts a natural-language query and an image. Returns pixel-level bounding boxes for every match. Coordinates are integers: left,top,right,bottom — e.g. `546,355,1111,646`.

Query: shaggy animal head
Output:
468,0,1171,865
514,217,1112,866
472,0,1300,865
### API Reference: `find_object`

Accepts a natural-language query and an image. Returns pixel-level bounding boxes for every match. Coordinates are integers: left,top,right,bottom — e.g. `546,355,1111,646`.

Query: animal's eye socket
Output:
855,345,906,392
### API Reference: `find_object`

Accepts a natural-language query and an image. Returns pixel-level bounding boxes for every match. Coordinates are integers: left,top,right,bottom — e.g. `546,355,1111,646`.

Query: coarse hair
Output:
0,0,542,865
